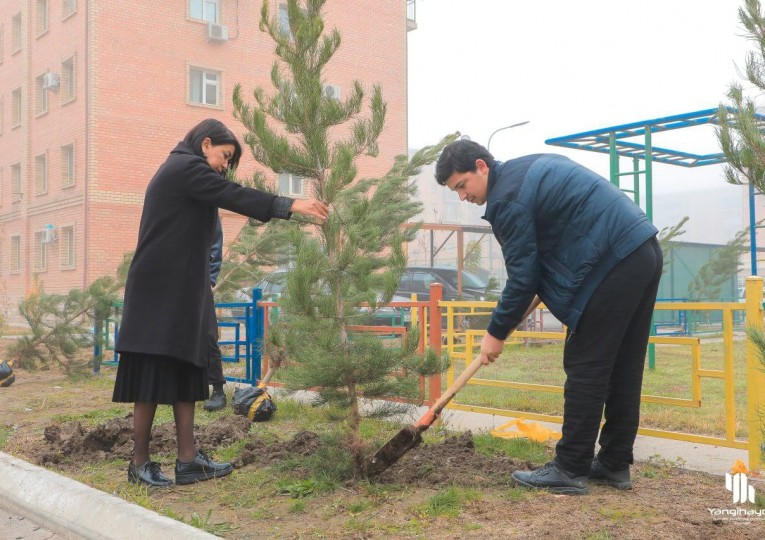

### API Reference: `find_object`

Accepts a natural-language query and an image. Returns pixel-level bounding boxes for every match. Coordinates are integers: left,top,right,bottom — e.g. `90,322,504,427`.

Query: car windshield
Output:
440,269,486,288
461,271,488,288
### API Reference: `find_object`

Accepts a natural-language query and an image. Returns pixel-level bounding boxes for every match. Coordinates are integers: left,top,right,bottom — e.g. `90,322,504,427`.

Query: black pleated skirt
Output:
112,352,209,405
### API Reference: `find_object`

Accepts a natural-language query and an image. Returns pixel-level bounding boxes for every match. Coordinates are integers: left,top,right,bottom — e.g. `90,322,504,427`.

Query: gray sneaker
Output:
589,458,632,490
512,461,589,495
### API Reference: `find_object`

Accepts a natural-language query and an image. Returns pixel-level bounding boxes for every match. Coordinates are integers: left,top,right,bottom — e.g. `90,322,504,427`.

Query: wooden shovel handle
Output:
414,355,485,429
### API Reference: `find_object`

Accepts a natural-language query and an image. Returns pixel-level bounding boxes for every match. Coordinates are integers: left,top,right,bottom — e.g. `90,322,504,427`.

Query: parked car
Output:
396,266,500,301
234,271,411,327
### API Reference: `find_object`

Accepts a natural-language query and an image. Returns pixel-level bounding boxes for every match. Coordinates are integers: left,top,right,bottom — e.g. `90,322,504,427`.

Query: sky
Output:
405,0,758,243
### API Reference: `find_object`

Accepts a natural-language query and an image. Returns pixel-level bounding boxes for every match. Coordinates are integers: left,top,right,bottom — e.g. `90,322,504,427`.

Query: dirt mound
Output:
233,430,321,468
376,431,536,487
39,414,253,467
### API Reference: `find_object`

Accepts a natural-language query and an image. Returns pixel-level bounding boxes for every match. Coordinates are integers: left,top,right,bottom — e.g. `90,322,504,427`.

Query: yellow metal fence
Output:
439,276,765,470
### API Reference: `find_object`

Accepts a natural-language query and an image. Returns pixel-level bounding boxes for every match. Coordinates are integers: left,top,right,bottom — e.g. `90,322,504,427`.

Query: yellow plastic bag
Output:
490,418,561,443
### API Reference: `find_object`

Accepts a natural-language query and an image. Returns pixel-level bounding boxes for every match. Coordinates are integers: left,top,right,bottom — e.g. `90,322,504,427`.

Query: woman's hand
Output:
290,198,329,222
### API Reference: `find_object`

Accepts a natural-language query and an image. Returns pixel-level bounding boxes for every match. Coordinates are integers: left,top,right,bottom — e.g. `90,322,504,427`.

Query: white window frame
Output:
62,0,77,20
33,231,47,272
36,0,50,37
62,56,76,103
189,0,219,23
35,74,48,116
35,153,47,195
11,163,21,201
12,88,22,127
61,143,75,187
12,13,22,54
59,224,75,269
188,66,221,107
278,173,305,197
10,235,21,273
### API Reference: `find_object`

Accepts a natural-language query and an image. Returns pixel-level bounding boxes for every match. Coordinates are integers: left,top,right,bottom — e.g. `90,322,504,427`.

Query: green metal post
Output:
632,157,641,208
609,132,619,187
645,126,656,369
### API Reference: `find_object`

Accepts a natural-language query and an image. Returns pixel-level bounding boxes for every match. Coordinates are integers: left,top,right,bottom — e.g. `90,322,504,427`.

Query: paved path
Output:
1,508,61,539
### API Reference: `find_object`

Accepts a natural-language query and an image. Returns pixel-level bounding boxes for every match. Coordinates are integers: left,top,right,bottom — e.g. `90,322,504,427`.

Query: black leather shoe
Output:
512,461,589,495
128,460,173,487
203,389,227,412
590,457,632,490
175,450,233,485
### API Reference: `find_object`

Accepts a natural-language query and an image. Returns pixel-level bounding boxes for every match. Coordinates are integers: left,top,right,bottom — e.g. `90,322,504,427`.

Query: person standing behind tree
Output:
113,118,328,487
435,139,661,495
204,214,227,412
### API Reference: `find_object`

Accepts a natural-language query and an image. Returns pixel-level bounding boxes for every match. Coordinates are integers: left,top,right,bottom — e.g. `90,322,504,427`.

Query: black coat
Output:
116,142,292,368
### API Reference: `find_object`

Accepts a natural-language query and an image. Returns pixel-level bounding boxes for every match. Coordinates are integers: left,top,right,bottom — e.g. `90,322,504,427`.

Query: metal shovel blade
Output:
364,425,423,477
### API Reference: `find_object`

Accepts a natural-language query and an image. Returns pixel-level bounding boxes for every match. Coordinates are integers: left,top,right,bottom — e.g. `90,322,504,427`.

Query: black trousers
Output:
207,302,225,387
554,236,662,476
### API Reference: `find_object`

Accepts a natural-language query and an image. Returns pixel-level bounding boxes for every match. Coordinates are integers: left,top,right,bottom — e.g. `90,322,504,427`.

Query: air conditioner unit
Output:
207,21,229,42
322,84,341,100
42,72,60,90
42,224,57,243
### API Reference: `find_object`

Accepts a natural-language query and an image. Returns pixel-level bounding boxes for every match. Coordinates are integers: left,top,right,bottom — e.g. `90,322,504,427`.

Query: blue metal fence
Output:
94,289,264,386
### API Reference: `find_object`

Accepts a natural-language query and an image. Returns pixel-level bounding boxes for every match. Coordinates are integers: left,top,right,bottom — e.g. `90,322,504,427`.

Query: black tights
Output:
132,401,197,465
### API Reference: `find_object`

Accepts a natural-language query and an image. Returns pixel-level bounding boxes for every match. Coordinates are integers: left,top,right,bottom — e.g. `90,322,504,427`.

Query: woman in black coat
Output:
113,118,328,486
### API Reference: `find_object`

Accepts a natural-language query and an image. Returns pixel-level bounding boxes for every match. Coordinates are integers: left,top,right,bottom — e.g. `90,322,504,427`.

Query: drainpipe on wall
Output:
82,0,90,288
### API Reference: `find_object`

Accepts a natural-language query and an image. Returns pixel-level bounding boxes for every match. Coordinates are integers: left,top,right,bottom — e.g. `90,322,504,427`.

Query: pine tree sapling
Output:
718,0,765,191
233,0,456,471
9,277,121,373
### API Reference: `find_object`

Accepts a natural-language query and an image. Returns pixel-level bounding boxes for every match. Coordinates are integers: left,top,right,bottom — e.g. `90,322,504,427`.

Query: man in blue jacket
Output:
204,214,227,411
435,140,662,495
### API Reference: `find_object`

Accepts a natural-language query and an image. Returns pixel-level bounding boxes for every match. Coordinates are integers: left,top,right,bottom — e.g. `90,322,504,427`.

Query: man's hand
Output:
479,332,505,364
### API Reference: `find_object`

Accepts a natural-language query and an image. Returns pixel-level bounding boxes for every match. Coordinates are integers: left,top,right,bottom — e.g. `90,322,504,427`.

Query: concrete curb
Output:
0,452,217,540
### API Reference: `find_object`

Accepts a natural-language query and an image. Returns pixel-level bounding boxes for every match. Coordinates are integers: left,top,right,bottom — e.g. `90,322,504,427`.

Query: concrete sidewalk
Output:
0,452,217,540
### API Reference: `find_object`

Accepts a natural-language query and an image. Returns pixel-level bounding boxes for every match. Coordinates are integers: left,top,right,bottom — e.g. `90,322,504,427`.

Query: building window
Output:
11,163,21,201
33,231,47,272
278,173,305,197
62,0,77,19
12,88,22,127
12,13,22,53
35,154,47,194
60,225,75,269
189,0,219,23
442,201,460,223
36,0,50,36
189,67,220,106
279,4,291,37
10,235,20,273
35,74,48,116
61,56,75,102
61,144,75,187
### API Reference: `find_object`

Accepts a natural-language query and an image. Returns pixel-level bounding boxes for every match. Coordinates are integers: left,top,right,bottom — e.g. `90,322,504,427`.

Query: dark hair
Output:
183,118,243,171
435,140,494,185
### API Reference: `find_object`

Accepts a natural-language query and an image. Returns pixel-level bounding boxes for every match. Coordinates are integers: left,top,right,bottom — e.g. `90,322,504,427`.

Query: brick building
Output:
0,0,414,321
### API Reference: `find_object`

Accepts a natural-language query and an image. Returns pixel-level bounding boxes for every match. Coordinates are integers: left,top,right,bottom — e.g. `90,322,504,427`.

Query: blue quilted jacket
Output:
483,154,658,339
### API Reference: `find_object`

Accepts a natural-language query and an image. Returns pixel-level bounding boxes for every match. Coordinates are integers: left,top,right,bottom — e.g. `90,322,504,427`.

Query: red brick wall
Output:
0,0,409,321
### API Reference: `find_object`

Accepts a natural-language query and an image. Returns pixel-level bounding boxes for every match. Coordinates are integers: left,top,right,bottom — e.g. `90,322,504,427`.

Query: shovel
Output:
365,354,485,477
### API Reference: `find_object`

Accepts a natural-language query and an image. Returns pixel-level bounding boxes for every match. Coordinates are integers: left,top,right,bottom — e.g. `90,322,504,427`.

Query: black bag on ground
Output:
232,386,276,422
0,360,15,388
